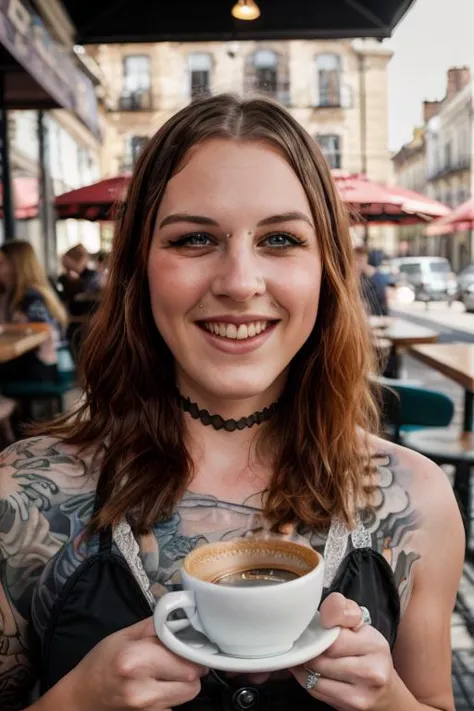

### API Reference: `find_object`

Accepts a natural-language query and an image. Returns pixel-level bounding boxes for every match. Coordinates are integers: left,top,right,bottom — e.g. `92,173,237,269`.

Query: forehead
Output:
157,139,311,217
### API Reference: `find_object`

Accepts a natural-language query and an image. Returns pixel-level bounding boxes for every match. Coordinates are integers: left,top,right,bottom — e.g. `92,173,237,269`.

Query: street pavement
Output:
390,299,473,709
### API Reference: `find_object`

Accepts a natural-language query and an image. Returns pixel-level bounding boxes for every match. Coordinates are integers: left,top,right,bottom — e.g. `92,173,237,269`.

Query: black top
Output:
37,515,400,711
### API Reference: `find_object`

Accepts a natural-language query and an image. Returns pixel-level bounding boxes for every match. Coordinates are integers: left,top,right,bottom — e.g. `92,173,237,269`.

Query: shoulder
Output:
0,436,98,520
368,434,462,531
364,435,464,608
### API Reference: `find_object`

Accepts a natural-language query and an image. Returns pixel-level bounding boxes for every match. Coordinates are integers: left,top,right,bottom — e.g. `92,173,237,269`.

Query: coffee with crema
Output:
212,566,302,587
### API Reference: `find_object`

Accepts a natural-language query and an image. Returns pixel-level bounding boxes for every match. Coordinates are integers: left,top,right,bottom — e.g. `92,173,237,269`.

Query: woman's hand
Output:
290,593,395,711
65,616,208,711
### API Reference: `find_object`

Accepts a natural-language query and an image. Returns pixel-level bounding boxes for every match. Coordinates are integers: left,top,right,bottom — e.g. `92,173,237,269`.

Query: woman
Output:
0,95,463,711
0,240,67,382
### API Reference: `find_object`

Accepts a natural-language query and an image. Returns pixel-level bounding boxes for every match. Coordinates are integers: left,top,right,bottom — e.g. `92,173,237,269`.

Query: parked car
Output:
456,264,474,311
389,257,457,303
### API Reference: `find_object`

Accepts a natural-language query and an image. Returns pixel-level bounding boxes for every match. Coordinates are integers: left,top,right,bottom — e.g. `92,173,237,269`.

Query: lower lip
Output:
197,322,278,354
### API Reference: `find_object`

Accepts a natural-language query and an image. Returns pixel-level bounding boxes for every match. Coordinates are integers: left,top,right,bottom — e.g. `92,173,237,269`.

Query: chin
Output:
191,372,285,405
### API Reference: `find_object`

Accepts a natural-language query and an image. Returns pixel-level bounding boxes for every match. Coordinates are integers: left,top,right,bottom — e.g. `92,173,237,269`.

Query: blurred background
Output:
0,1,472,706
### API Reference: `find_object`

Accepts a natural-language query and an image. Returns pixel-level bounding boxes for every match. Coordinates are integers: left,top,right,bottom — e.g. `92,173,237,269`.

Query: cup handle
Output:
154,590,213,646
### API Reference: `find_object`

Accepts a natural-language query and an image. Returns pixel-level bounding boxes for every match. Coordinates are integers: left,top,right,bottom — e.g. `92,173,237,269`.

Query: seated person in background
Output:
57,243,101,358
0,240,67,383
354,245,389,316
57,243,101,306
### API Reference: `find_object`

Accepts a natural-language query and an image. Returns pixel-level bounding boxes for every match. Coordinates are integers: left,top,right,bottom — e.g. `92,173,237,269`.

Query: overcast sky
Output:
385,0,474,151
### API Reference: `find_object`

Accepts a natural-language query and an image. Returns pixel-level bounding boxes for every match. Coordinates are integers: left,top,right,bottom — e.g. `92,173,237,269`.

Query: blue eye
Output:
171,233,214,247
263,233,303,248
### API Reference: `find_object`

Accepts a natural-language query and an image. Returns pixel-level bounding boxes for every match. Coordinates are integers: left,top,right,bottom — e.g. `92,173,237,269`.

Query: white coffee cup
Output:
153,537,325,658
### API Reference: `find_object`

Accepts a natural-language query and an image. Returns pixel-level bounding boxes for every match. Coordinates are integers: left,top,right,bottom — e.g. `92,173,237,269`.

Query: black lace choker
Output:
177,393,279,432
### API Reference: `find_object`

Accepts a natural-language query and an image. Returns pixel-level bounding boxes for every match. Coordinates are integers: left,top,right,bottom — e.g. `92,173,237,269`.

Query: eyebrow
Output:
159,211,314,230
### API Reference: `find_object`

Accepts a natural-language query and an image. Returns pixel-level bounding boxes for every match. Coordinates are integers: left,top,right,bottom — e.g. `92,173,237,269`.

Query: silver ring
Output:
304,666,321,690
360,606,372,626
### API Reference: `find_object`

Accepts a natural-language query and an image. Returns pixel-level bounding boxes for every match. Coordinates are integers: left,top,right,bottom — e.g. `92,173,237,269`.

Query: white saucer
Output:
158,612,340,673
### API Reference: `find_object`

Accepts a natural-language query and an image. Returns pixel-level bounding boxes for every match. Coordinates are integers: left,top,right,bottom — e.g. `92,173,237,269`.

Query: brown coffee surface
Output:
184,538,319,584
212,566,301,587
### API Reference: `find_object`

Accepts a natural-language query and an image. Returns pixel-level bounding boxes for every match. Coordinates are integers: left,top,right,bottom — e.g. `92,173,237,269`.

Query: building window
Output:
316,134,341,169
244,49,290,105
315,54,341,107
188,53,212,100
254,49,278,94
122,135,148,172
121,55,152,110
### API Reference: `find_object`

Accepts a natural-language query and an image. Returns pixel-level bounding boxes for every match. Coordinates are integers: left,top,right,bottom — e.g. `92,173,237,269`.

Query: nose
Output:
211,242,266,302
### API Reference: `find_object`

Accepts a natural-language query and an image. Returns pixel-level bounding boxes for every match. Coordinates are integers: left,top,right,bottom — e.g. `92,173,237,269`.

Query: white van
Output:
390,257,457,302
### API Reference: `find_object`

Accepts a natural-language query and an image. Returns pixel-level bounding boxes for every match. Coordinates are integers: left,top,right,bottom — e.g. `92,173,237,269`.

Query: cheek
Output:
273,260,322,325
147,253,201,327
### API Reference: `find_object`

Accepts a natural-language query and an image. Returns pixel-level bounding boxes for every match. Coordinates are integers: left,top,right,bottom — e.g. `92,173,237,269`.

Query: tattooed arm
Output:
0,437,96,711
370,438,464,711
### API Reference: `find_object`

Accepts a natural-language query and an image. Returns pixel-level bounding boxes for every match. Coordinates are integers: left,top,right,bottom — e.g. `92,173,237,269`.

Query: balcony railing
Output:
117,90,153,111
313,90,342,108
427,156,471,181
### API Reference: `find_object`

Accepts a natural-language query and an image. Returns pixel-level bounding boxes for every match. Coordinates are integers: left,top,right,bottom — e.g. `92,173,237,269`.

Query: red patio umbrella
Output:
425,198,474,236
54,171,449,226
54,175,131,221
332,171,450,225
0,177,39,219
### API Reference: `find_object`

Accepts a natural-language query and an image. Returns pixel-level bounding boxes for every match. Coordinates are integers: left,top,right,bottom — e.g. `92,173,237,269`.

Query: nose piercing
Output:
226,233,232,238
199,304,204,309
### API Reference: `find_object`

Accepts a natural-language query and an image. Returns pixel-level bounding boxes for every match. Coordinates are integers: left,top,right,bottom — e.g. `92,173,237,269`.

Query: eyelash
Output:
167,232,308,250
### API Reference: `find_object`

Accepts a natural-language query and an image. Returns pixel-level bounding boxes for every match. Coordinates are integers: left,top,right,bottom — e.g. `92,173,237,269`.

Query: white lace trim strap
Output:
323,512,372,588
113,520,156,609
323,515,350,588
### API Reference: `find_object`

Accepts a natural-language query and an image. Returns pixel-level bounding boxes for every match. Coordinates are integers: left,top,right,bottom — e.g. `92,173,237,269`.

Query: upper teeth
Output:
204,321,269,340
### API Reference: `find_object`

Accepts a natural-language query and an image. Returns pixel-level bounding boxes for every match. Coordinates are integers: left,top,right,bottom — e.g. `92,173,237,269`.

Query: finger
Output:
323,625,384,658
303,654,370,685
118,640,208,682
124,615,158,640
320,594,363,629
289,666,355,707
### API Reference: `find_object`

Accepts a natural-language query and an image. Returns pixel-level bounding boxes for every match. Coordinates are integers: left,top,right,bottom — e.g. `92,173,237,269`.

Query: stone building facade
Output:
391,127,426,256
89,38,395,251
392,67,474,270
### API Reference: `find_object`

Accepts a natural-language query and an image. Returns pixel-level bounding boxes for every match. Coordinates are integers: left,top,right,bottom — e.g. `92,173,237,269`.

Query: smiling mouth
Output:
198,320,278,341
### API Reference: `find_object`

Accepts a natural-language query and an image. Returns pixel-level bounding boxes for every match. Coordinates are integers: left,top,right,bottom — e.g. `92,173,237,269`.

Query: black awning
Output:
62,0,415,44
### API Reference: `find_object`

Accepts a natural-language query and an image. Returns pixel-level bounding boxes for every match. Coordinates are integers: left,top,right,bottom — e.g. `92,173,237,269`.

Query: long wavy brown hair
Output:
2,240,67,326
40,93,379,535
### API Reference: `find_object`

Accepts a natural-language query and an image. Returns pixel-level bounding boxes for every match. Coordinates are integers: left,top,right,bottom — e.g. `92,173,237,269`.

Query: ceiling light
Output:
231,0,261,21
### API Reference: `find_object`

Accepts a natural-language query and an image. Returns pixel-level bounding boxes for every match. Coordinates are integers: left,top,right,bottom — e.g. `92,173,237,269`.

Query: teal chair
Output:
382,383,455,443
2,345,77,417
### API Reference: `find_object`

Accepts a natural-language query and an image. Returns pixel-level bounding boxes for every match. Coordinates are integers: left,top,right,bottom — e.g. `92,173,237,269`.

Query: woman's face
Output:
148,139,322,409
0,252,14,289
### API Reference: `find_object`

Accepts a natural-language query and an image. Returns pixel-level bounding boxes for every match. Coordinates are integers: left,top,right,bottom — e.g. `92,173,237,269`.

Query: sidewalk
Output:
394,300,474,335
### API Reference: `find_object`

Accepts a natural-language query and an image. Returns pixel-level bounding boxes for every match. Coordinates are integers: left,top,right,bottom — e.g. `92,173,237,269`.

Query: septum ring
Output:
304,665,322,690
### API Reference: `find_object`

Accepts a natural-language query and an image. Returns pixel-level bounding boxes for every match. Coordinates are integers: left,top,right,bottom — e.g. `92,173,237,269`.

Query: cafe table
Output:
370,316,440,378
0,323,50,363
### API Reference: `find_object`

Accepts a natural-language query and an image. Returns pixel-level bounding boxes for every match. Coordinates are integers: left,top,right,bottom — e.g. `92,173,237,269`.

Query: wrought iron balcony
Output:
117,90,153,111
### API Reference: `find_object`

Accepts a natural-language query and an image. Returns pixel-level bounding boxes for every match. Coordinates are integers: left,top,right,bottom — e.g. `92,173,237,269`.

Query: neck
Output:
176,376,282,498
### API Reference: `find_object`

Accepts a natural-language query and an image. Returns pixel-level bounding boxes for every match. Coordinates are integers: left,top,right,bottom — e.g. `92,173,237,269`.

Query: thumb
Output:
124,615,157,640
320,592,362,629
